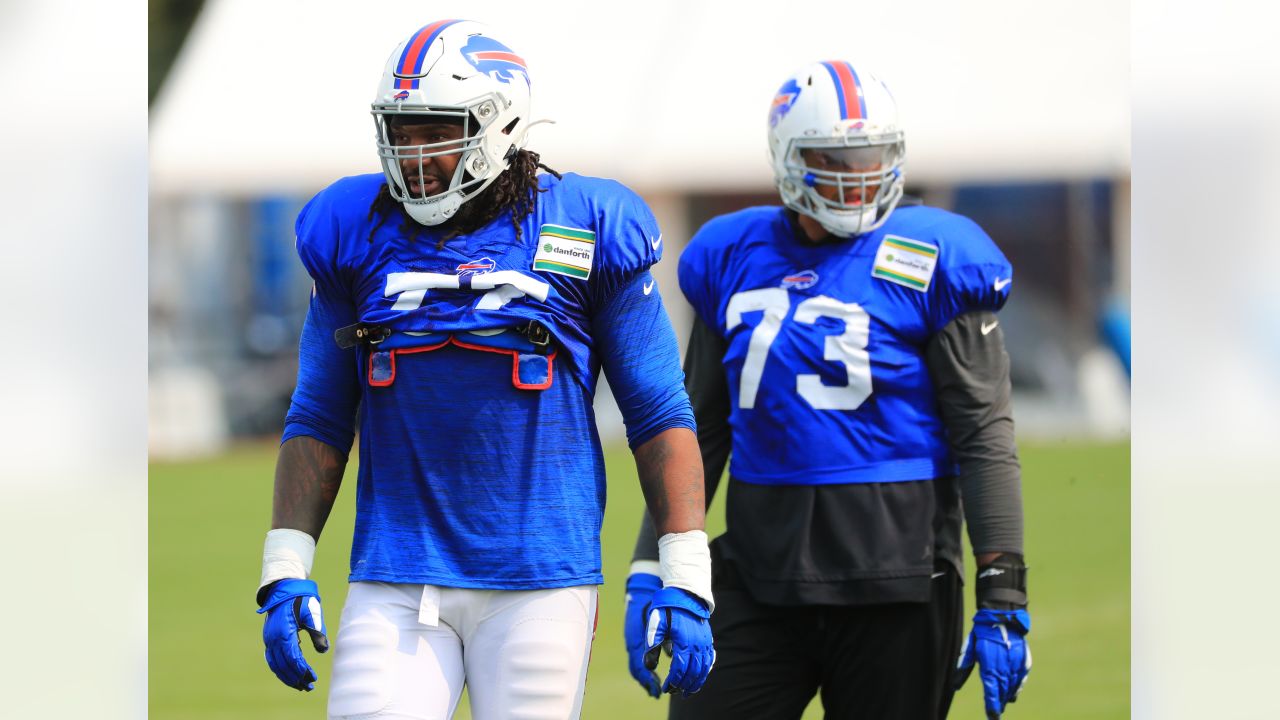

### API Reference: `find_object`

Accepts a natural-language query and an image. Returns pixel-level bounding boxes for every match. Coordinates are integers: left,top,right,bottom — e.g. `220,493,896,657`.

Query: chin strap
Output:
404,192,463,226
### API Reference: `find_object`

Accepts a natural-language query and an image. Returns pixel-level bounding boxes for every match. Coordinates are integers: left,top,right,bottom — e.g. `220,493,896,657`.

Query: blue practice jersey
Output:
283,172,693,589
679,206,1012,486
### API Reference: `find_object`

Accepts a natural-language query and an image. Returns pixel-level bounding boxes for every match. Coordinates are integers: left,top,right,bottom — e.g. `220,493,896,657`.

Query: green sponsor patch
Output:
871,234,938,291
539,224,596,244
533,224,596,280
882,236,938,258
871,266,928,289
532,259,591,278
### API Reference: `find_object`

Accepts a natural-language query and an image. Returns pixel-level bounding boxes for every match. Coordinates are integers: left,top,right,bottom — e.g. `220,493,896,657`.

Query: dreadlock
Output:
365,149,562,248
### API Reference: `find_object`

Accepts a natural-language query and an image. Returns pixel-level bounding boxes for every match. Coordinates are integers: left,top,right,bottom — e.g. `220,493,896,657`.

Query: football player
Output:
625,61,1030,719
254,20,715,719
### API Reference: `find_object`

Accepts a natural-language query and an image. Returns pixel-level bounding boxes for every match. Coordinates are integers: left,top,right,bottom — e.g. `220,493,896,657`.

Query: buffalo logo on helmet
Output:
461,35,529,85
769,79,802,128
781,269,819,289
456,257,496,276
393,90,410,101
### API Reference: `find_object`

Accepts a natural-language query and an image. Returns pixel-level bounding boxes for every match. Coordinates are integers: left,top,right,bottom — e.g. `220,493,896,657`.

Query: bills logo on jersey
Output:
456,257,496,276
461,36,529,85
781,269,819,289
769,79,802,128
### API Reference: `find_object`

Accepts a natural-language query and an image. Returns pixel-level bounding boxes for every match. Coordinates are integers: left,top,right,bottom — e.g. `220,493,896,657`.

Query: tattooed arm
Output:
594,267,716,697
591,270,704,536
271,436,348,540
271,268,360,541
633,427,706,536
591,269,711,618
257,283,359,603
617,322,715,695
257,433,348,691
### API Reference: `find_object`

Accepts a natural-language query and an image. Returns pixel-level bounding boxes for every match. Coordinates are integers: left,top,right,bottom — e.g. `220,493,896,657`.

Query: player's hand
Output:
624,572,664,697
954,608,1032,718
257,579,329,691
643,587,715,696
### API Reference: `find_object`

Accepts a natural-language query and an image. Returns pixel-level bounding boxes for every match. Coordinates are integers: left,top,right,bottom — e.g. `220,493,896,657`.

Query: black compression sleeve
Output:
925,311,1024,557
632,316,732,563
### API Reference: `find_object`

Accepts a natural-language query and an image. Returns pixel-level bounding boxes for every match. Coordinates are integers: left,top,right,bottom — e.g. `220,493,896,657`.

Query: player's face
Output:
801,146,885,207
390,121,467,198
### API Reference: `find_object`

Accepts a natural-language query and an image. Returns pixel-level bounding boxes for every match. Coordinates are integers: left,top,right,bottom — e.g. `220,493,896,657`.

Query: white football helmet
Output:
371,20,532,226
767,61,905,238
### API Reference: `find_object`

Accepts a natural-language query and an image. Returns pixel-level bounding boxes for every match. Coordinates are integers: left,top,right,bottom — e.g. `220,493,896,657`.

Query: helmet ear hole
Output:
502,117,520,135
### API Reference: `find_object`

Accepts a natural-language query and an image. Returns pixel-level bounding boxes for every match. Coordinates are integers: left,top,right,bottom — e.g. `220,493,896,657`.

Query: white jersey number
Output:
725,289,873,410
385,271,551,311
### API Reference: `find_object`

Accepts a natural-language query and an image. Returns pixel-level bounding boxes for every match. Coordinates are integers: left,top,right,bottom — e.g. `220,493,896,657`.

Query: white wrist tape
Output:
629,560,661,577
657,530,714,612
259,528,316,592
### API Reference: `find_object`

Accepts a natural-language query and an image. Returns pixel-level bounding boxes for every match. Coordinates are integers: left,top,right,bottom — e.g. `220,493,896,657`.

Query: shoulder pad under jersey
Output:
541,173,663,298
294,174,386,293
878,205,1014,331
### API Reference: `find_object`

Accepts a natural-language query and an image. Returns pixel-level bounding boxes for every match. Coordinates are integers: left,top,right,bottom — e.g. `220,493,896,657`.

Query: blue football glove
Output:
954,608,1032,719
257,579,329,691
644,586,715,696
624,572,664,697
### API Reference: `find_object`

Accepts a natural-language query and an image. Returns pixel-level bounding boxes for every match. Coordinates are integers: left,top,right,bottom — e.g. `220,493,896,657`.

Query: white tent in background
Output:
150,0,1129,196
148,0,1131,456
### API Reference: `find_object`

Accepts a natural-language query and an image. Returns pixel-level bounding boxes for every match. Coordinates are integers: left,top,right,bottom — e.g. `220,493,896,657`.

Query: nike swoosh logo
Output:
643,280,655,295
993,277,1012,291
931,571,946,579
981,321,999,335
650,234,662,251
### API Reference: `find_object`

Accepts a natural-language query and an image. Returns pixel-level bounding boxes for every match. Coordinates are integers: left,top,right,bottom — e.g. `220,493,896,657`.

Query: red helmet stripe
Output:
822,61,865,120
395,19,461,90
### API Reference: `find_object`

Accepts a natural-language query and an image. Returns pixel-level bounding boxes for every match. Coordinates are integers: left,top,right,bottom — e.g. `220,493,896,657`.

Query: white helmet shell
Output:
767,61,906,238
371,20,531,226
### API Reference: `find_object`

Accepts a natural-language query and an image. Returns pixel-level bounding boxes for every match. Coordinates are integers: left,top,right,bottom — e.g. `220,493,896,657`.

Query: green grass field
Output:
150,437,1128,719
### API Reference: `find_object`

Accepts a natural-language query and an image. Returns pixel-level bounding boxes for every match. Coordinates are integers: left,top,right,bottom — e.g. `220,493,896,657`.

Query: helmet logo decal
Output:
461,35,529,85
769,79,802,128
821,61,867,120
781,269,819,290
456,257,496,276
393,90,410,101
395,19,463,89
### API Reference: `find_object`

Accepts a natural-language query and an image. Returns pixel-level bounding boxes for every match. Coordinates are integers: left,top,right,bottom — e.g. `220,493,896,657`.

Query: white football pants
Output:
327,582,598,720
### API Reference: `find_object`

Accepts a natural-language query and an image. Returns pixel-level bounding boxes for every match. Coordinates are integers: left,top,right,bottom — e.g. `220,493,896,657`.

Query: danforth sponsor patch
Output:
533,224,596,279
871,235,938,291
